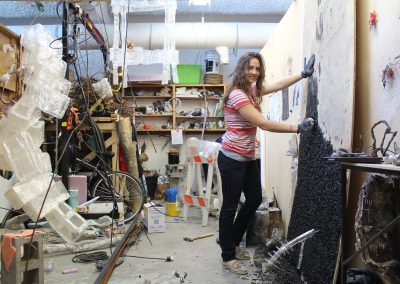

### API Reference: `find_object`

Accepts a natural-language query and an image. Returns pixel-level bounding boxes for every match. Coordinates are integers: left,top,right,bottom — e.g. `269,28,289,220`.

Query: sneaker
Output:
223,260,248,275
235,247,250,260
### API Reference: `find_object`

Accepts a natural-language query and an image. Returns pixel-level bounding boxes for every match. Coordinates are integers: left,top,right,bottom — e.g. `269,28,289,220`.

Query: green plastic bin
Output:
174,64,202,84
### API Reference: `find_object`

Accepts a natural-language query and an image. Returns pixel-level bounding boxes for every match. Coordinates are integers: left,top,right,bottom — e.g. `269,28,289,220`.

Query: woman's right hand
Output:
297,118,314,133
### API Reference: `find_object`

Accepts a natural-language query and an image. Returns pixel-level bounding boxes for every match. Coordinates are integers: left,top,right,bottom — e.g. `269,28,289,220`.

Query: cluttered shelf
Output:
136,129,173,133
123,96,173,99
182,128,226,133
174,84,225,88
175,115,223,119
176,96,221,100
135,128,225,133
134,114,173,117
127,83,173,87
121,83,226,136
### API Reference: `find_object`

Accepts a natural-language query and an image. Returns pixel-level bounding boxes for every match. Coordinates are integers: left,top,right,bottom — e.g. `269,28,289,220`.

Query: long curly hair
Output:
222,52,266,109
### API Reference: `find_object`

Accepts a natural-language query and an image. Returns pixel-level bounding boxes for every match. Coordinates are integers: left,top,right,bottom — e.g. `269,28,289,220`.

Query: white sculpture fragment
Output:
0,24,88,242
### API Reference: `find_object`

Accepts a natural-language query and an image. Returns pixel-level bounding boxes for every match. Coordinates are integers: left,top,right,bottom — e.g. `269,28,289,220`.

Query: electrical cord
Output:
148,200,184,218
72,251,109,263
148,201,168,216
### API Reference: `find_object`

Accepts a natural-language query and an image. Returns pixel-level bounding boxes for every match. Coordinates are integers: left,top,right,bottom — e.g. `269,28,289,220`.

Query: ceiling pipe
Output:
90,22,277,50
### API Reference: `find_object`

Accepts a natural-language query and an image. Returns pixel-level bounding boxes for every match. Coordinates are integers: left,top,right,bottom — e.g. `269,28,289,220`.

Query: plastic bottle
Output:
45,259,55,272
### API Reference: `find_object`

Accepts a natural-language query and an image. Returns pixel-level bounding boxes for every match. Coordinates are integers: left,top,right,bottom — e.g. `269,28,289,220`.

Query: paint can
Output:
166,202,180,217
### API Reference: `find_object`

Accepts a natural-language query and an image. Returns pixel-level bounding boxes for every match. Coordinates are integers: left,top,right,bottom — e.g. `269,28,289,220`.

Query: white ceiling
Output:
0,0,292,25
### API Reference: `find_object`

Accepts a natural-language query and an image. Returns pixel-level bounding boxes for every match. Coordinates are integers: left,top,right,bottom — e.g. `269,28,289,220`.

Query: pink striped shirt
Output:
222,86,260,157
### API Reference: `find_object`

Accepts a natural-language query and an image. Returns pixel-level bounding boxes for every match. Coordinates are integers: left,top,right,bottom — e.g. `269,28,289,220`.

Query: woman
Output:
219,52,315,275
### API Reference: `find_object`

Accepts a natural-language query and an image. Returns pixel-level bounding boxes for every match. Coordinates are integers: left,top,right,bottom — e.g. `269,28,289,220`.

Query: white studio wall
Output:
260,2,303,232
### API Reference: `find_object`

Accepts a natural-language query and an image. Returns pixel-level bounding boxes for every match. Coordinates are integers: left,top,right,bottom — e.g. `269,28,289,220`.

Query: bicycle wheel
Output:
91,171,145,224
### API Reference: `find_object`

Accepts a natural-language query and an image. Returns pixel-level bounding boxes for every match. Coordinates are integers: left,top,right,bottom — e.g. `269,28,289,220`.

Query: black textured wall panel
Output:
273,77,343,283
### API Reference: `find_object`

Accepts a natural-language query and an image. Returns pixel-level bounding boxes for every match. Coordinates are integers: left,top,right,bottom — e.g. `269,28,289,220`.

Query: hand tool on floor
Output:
183,233,213,242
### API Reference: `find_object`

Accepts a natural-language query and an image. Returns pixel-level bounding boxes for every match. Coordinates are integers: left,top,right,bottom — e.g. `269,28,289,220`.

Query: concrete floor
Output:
41,207,263,284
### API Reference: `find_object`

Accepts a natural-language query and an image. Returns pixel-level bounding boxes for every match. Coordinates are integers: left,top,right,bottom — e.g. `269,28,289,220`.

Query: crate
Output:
174,64,201,84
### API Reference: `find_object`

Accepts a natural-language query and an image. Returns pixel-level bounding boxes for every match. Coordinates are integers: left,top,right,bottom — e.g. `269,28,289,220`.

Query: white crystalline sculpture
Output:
110,0,179,86
0,24,88,242
92,78,113,100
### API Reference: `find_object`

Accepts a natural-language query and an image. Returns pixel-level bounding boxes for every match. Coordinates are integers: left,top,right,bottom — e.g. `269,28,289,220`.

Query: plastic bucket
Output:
165,188,178,202
174,64,201,84
166,202,179,217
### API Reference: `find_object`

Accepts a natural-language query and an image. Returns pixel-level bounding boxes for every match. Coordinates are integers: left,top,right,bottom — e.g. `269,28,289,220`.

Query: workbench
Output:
327,159,400,283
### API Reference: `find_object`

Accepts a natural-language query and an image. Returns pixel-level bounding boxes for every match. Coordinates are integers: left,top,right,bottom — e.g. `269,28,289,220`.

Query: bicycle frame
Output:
76,157,122,201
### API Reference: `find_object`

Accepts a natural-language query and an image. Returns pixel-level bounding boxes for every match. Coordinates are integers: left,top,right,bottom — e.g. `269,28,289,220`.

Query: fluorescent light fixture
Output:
189,0,211,6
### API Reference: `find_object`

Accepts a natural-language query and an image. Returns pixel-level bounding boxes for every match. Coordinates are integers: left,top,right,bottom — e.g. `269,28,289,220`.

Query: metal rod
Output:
94,214,143,283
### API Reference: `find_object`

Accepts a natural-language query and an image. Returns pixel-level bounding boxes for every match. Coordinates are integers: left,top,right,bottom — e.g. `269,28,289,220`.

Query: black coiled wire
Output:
72,251,109,263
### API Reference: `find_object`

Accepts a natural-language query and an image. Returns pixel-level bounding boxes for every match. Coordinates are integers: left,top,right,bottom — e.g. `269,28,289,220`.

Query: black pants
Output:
218,152,262,262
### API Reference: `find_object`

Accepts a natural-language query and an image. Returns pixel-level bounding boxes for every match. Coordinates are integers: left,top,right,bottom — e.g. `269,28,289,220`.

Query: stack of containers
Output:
165,188,179,216
0,24,87,242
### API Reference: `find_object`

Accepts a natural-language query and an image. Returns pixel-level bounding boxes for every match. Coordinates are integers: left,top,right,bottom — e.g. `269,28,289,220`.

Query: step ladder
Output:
182,138,222,226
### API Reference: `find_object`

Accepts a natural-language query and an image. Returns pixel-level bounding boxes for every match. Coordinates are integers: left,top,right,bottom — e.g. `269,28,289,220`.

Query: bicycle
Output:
75,156,144,224
70,114,145,224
